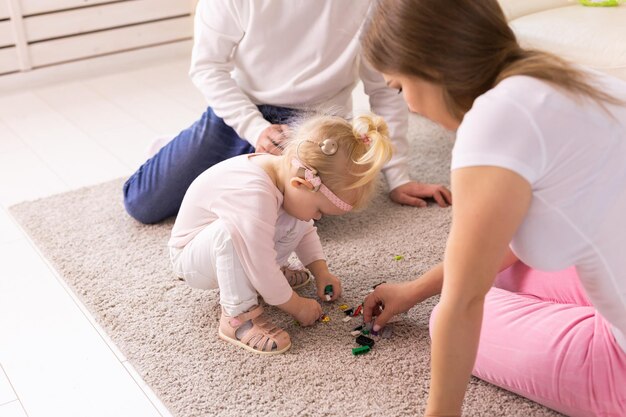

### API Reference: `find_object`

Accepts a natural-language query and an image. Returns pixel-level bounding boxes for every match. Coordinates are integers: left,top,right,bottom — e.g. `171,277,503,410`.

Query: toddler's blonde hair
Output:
284,113,393,211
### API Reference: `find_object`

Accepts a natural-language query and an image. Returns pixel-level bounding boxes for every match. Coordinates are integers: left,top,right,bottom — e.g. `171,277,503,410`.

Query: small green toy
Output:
324,284,333,301
393,255,404,261
352,345,371,356
579,0,620,6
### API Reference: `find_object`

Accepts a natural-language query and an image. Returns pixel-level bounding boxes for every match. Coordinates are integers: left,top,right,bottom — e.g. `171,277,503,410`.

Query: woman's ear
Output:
290,177,315,190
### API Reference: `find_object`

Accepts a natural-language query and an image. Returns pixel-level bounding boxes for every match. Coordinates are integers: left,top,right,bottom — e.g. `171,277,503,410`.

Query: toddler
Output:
168,113,393,354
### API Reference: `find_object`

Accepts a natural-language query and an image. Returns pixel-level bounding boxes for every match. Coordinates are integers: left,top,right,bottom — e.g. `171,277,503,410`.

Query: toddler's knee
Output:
182,272,217,290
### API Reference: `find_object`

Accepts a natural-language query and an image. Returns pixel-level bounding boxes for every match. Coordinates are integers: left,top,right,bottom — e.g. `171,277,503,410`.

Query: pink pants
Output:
431,263,626,417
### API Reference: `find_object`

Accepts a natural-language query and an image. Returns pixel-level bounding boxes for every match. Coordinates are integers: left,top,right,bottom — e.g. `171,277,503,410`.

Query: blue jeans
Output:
123,105,298,224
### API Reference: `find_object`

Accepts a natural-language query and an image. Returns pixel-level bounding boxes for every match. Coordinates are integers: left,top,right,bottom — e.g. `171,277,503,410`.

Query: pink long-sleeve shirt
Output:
168,155,325,305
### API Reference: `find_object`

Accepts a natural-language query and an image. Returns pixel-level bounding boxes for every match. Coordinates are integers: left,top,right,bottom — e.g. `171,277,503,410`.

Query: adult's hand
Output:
390,181,452,208
363,281,421,331
364,263,445,330
255,124,289,155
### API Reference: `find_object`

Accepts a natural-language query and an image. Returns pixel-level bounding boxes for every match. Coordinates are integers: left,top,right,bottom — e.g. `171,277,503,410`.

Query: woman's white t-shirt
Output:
451,73,626,353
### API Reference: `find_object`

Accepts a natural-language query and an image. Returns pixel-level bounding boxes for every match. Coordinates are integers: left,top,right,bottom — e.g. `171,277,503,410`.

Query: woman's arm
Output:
425,166,532,416
363,241,519,329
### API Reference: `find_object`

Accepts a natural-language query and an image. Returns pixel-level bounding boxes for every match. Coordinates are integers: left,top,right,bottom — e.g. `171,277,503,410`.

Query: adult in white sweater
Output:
122,0,451,224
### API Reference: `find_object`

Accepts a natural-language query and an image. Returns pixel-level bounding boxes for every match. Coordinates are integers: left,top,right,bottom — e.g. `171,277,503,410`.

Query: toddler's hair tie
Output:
360,133,371,145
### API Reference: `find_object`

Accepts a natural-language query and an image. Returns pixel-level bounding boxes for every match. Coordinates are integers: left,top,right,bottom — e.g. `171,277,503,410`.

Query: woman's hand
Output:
363,263,445,330
363,281,421,330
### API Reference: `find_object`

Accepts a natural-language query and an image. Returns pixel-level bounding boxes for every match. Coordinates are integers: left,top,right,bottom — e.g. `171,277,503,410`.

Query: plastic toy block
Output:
381,326,394,339
361,329,370,335
371,329,379,337
324,285,333,301
352,345,371,356
344,308,354,316
338,304,349,311
356,335,375,348
352,305,363,317
320,314,330,323
350,330,362,336
353,325,363,331
342,316,352,322
393,255,404,261
579,0,620,6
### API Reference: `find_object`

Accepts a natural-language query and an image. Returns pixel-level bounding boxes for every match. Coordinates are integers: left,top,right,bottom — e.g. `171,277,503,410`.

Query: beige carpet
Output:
10,115,561,417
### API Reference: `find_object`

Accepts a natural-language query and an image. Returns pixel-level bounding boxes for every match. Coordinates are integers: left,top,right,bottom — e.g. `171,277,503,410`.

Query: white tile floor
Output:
0,52,207,417
0,46,372,417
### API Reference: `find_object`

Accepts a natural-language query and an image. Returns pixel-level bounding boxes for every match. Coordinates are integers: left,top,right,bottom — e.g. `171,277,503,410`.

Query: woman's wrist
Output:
411,263,444,303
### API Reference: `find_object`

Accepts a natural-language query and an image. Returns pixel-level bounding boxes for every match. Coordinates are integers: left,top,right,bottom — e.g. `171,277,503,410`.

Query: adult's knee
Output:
428,302,441,339
123,179,164,224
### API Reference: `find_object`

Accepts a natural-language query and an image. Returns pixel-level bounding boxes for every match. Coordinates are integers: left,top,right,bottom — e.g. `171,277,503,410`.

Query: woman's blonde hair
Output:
283,113,393,211
361,0,623,120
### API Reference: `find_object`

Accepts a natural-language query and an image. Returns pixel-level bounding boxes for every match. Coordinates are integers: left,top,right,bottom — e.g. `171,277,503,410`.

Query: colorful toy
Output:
579,0,620,5
393,255,404,261
352,345,371,355
324,284,333,301
356,334,375,348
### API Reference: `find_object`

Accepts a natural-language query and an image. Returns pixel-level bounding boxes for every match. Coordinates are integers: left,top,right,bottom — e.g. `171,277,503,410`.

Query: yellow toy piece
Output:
579,0,620,6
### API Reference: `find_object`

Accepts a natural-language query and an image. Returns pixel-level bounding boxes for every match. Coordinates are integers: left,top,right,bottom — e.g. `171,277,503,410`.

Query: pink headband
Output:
291,158,353,212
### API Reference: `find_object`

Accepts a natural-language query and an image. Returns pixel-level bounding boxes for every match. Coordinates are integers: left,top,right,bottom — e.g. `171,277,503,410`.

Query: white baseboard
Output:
0,39,193,95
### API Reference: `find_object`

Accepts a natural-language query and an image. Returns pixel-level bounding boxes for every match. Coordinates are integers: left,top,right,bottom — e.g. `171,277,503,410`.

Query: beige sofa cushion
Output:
510,5,626,79
498,0,571,20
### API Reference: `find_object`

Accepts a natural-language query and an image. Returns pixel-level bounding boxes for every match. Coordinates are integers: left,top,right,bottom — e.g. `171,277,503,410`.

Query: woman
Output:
361,1,626,416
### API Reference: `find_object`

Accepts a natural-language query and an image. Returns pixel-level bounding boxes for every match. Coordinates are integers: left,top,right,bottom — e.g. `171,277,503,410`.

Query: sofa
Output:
498,0,626,80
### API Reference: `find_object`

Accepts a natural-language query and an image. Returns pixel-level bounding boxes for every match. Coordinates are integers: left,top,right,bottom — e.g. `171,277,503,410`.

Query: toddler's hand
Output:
316,273,342,302
293,297,323,326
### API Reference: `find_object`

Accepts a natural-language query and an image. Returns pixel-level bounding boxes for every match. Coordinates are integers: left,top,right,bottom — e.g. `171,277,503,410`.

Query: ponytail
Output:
349,114,393,189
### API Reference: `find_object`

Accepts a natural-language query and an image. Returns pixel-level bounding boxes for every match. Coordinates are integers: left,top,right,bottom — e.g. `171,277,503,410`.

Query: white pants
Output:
170,219,293,317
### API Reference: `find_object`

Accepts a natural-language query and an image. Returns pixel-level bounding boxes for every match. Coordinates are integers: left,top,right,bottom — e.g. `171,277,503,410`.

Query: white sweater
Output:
189,0,410,190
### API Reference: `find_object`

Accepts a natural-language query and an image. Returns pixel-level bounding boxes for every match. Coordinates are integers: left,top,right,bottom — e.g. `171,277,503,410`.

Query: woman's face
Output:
383,73,461,131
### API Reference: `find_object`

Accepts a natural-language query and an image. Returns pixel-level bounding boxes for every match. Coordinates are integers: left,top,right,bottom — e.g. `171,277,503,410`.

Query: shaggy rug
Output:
9,115,561,417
